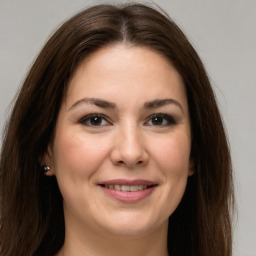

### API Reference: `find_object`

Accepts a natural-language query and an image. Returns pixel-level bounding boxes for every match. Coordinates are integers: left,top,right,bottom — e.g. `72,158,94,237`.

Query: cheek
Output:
52,130,112,215
153,133,191,177
52,130,110,182
153,134,191,214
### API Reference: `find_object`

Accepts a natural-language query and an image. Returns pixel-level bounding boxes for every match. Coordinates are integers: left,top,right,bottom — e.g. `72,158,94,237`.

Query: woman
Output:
0,3,234,256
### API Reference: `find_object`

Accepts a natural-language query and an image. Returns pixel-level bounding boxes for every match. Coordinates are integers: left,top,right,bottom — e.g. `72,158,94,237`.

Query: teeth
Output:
114,185,121,191
121,185,129,191
103,184,150,192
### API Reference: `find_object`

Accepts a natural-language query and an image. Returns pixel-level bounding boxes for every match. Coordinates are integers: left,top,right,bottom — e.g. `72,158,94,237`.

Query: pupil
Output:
91,117,101,125
152,117,163,125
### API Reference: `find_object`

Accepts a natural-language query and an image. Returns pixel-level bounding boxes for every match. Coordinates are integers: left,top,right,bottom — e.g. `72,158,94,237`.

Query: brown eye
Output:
152,116,164,125
145,114,176,126
90,116,103,126
79,114,109,126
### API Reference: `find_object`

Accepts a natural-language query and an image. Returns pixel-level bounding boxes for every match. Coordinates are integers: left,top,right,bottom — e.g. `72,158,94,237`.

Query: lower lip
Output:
100,186,156,203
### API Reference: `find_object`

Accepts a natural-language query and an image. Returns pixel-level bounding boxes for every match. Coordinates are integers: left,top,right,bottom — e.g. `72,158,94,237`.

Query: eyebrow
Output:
68,97,184,113
144,98,184,113
68,98,116,110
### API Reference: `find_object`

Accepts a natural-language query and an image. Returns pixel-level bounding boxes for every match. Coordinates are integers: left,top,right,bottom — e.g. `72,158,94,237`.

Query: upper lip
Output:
98,179,157,186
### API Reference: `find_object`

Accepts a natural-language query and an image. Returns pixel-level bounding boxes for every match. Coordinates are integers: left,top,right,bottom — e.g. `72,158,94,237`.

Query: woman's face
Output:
46,44,193,238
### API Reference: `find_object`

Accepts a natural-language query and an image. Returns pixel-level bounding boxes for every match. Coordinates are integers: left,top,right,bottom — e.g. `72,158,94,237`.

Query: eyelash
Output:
79,114,110,127
79,113,177,127
145,113,177,126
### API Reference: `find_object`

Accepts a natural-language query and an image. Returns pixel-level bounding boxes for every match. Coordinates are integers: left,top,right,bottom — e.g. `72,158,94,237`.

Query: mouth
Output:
99,184,156,192
98,179,158,203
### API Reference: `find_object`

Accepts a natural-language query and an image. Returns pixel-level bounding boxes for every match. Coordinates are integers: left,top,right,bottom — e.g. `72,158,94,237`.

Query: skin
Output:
45,44,193,256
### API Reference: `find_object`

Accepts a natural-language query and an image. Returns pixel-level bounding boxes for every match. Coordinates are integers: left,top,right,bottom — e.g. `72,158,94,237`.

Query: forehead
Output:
64,44,188,111
71,44,180,81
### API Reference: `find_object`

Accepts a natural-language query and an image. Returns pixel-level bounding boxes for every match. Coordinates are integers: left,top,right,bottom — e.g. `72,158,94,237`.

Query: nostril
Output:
116,160,125,165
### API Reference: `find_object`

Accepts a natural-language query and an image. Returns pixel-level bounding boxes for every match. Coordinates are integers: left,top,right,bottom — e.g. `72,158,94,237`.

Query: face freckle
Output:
46,44,192,239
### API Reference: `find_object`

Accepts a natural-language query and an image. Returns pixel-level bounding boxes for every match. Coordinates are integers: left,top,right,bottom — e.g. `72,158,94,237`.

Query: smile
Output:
98,179,157,203
101,184,154,192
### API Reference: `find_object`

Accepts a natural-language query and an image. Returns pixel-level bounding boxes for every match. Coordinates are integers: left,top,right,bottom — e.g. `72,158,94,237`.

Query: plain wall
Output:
0,0,255,255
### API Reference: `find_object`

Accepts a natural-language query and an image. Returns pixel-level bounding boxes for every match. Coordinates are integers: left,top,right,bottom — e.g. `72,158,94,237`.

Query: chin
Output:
96,212,167,239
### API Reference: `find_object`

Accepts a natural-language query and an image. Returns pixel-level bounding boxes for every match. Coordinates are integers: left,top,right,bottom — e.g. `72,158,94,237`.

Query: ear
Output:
188,159,195,177
40,146,55,176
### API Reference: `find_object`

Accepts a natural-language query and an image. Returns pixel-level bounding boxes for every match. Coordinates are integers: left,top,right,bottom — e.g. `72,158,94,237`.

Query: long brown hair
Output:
0,3,234,256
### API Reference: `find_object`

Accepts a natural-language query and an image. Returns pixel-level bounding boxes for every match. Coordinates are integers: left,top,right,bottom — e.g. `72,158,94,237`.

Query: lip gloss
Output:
98,179,157,203
100,186,156,203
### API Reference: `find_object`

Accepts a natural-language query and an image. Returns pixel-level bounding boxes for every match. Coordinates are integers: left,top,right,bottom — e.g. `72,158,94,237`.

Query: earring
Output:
42,165,55,176
43,165,50,173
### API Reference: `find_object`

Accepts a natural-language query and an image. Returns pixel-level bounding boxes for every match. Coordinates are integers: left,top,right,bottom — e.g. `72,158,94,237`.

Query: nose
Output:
110,123,149,168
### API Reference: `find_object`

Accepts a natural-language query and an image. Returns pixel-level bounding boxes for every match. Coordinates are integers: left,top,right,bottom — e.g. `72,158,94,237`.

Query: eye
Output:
79,114,110,127
145,113,176,126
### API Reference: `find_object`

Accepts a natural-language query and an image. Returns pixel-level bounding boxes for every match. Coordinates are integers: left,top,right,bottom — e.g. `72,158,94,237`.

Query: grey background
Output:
0,0,255,255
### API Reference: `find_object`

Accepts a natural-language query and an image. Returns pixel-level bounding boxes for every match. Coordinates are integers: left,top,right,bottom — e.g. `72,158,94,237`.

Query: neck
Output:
56,218,169,256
